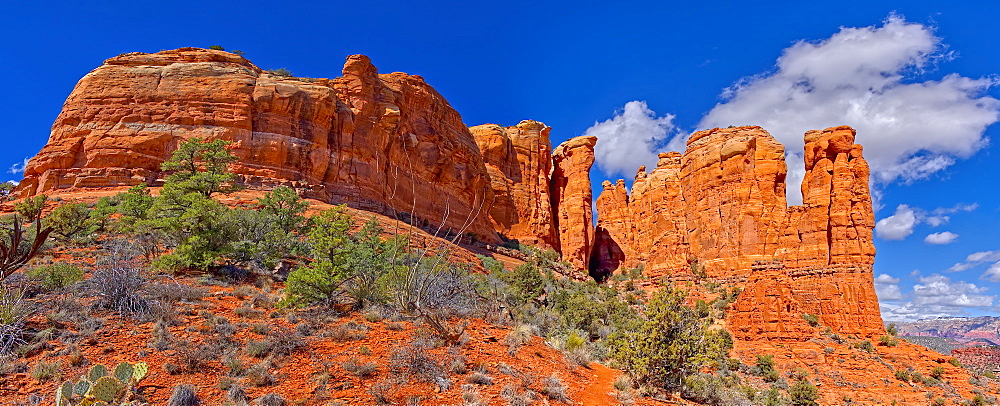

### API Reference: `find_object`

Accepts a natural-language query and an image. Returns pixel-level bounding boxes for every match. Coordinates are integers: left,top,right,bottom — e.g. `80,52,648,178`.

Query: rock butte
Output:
20,48,501,243
594,125,882,339
19,48,882,342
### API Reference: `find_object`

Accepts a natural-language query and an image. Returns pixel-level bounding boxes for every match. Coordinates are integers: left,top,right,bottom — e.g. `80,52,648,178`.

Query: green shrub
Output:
608,286,732,391
208,45,225,50
855,339,875,353
930,366,945,380
267,68,293,77
15,195,46,221
887,323,899,336
31,360,60,381
46,202,98,241
879,335,898,347
802,313,819,327
26,263,83,290
788,378,819,406
755,354,780,382
895,369,911,381
282,207,353,307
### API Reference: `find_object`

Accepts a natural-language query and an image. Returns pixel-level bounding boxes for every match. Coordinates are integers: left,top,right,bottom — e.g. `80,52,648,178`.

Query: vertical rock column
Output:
551,136,597,272
470,120,559,249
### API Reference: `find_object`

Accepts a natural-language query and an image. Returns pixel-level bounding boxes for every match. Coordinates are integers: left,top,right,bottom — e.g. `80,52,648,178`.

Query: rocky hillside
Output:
10,47,1000,405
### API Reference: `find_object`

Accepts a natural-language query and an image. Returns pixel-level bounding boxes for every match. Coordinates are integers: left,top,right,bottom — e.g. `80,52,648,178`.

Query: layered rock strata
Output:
470,121,559,250
19,48,499,242
470,122,598,272
593,126,882,339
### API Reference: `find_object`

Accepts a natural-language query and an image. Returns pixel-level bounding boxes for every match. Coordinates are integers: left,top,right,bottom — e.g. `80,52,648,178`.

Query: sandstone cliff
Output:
594,126,882,339
470,121,559,250
20,48,499,243
470,122,597,273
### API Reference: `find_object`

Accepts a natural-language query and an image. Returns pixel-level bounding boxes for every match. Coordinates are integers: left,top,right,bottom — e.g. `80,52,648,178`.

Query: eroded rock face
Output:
594,126,882,339
20,48,499,243
470,121,559,250
551,136,597,272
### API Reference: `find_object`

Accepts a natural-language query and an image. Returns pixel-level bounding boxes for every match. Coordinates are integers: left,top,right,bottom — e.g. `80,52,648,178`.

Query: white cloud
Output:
874,273,903,300
926,203,979,226
698,14,1000,202
924,231,959,245
586,101,677,180
982,262,1000,283
875,202,977,241
948,250,1000,272
881,273,995,321
875,204,917,240
7,157,30,175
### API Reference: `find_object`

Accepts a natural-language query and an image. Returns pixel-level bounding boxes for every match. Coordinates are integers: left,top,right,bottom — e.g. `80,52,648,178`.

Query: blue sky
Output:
3,1,1000,321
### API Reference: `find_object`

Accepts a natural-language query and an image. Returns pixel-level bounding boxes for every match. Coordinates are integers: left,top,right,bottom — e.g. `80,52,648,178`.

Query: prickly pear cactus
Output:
88,376,123,402
131,362,148,382
114,362,133,382
56,361,151,406
87,364,107,382
73,379,91,396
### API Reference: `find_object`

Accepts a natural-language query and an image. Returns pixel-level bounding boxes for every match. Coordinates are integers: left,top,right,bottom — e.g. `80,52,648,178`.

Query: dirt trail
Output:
578,362,620,405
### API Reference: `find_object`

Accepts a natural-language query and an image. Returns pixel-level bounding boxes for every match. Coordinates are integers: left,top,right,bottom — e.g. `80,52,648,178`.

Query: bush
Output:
30,360,60,381
802,313,819,327
930,366,945,380
46,203,98,241
257,393,286,406
208,45,225,50
26,263,83,291
608,286,732,391
166,384,199,406
887,323,899,336
342,358,378,377
541,374,569,402
282,207,353,307
788,378,819,406
14,195,46,221
879,335,898,347
854,340,875,353
895,369,911,381
0,287,31,354
267,68,293,77
91,241,149,317
389,340,443,383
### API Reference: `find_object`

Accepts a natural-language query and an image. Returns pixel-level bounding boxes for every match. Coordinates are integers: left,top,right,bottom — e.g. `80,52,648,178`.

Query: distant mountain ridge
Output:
897,316,1000,345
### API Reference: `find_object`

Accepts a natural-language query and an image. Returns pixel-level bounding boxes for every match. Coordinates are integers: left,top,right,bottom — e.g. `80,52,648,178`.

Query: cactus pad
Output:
74,379,92,396
88,376,122,403
131,362,148,382
88,364,108,381
114,362,133,382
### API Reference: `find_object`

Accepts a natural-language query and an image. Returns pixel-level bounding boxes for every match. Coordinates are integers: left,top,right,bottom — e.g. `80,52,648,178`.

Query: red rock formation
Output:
594,126,883,339
551,136,597,272
470,121,559,250
19,48,499,243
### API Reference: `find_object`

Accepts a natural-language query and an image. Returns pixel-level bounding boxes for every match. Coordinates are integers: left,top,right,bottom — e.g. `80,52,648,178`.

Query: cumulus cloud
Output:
880,273,995,321
698,14,1000,203
924,231,959,245
586,101,677,180
948,250,1000,272
875,202,977,241
874,273,903,300
7,157,30,175
875,204,917,240
982,262,1000,283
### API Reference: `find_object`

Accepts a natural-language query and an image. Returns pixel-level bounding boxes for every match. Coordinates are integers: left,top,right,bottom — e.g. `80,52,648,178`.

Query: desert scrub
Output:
30,360,60,381
342,357,379,377
26,263,83,291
